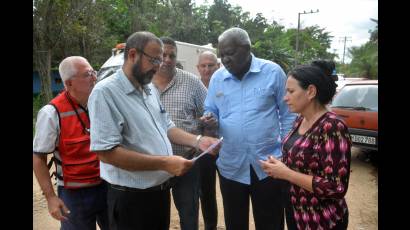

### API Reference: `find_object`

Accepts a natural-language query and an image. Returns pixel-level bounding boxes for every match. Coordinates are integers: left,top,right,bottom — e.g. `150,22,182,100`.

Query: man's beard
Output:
132,60,156,86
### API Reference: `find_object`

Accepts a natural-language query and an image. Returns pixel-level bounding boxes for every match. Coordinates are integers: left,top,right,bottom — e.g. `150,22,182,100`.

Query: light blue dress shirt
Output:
88,69,175,189
204,54,296,184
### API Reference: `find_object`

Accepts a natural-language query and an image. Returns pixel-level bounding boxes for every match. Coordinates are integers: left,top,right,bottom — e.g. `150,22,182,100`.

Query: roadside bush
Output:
33,94,44,137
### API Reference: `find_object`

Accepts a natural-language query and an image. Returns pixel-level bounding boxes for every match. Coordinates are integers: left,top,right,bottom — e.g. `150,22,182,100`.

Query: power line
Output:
339,36,352,64
294,9,319,67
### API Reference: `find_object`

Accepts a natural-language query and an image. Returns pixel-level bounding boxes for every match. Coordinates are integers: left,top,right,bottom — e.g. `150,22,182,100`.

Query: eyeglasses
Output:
137,49,162,66
83,70,97,78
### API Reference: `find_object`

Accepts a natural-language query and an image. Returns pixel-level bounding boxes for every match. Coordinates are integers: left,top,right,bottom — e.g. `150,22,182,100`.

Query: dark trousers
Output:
171,163,200,230
107,183,170,230
198,154,218,230
219,166,284,230
58,181,109,230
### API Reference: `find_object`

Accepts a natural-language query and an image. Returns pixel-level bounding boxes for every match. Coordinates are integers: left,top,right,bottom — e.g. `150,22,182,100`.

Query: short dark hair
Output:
160,36,177,52
124,31,162,61
288,65,337,105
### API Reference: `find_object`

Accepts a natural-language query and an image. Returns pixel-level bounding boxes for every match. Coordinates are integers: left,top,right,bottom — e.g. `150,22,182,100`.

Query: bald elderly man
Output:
196,50,220,230
197,51,220,88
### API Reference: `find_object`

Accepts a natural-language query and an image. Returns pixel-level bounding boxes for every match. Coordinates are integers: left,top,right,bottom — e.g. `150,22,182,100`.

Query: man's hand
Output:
164,155,194,176
46,195,70,221
198,136,221,156
199,113,218,136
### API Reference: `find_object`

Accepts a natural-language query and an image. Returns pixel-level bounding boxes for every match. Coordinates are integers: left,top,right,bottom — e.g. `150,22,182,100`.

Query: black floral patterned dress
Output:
282,112,352,230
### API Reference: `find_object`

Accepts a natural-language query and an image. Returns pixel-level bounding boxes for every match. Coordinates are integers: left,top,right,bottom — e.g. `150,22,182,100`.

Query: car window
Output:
97,52,124,81
331,84,378,111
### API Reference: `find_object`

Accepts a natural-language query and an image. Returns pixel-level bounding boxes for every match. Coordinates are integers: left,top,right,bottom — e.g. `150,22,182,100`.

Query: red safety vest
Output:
49,91,101,189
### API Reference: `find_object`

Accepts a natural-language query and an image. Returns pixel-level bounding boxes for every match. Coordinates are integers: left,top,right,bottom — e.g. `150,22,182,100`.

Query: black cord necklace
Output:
65,91,90,134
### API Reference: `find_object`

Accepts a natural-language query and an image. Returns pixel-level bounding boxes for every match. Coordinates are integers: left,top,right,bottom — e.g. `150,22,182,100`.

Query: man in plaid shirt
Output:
152,37,207,230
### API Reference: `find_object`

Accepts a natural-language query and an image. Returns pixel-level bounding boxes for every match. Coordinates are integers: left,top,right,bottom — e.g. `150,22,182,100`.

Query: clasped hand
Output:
199,112,218,135
259,155,290,180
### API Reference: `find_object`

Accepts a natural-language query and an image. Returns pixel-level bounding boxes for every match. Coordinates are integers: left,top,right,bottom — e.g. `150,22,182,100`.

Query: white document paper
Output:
192,137,223,162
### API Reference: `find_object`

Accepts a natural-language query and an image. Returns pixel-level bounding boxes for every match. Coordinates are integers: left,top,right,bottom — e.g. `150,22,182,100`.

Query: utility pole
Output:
295,9,319,67
339,36,352,64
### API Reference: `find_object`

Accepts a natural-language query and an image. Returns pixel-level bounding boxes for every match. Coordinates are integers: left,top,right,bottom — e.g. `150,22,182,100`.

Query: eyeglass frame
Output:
72,69,97,79
136,48,162,66
83,70,97,78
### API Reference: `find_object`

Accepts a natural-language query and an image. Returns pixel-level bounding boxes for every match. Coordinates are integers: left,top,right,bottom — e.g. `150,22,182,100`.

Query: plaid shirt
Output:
157,68,207,158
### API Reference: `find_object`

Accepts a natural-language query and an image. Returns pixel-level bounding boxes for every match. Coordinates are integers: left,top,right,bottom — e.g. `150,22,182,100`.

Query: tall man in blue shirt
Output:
203,27,296,230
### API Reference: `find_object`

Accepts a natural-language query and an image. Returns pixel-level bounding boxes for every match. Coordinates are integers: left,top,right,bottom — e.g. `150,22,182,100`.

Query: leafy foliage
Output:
33,94,44,137
345,20,378,79
346,42,378,79
33,0,377,98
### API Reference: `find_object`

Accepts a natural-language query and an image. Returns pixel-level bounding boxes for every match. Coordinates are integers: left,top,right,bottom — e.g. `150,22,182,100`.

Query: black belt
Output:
110,180,172,192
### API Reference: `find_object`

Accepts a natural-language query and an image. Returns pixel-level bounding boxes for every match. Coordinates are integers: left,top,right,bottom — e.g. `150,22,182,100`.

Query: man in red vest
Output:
33,56,109,230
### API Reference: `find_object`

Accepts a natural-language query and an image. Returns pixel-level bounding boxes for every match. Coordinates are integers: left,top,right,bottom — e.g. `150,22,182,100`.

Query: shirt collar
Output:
117,68,146,95
161,69,178,93
221,53,261,80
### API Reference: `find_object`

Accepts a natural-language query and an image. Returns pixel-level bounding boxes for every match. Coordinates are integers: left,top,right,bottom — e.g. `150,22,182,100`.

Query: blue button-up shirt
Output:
204,54,296,184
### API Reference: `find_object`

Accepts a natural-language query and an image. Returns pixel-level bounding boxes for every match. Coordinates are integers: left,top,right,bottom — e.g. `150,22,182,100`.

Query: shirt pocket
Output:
246,87,274,111
62,135,94,164
215,94,231,119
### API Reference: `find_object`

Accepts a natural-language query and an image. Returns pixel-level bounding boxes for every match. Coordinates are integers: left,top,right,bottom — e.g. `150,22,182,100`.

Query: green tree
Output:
369,18,378,42
345,20,378,79
33,0,69,104
242,13,268,42
252,22,294,73
191,4,213,44
34,0,112,103
284,25,335,66
207,0,244,46
347,42,378,79
33,0,346,84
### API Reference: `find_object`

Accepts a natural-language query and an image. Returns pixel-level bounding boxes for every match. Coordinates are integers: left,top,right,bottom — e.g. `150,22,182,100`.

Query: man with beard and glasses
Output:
87,31,220,230
202,27,296,230
152,37,208,230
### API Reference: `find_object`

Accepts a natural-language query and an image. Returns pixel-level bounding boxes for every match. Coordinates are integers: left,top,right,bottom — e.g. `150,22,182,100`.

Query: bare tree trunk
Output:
36,49,53,105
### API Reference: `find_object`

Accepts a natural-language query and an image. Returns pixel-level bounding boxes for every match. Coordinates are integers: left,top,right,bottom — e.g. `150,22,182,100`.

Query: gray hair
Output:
198,50,218,64
218,27,251,46
124,31,163,61
58,56,88,83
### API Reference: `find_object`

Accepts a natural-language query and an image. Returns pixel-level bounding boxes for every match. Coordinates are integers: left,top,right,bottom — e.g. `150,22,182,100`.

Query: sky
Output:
194,0,378,63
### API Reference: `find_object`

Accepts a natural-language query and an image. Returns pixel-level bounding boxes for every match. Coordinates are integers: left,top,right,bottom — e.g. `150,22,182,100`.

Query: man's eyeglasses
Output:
79,70,97,78
137,49,162,65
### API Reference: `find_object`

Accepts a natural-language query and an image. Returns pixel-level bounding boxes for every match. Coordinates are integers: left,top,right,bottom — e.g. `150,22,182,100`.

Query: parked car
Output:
335,74,346,92
97,43,125,81
335,74,368,92
330,80,378,151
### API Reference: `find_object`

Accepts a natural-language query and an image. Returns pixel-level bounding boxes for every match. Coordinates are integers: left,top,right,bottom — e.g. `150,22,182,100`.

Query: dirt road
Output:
33,147,377,229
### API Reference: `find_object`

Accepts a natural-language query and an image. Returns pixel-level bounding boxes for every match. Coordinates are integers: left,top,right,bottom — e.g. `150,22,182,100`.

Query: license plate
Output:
351,134,376,145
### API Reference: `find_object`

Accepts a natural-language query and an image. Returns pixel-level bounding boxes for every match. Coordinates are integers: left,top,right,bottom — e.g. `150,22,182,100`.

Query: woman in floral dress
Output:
260,65,351,230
